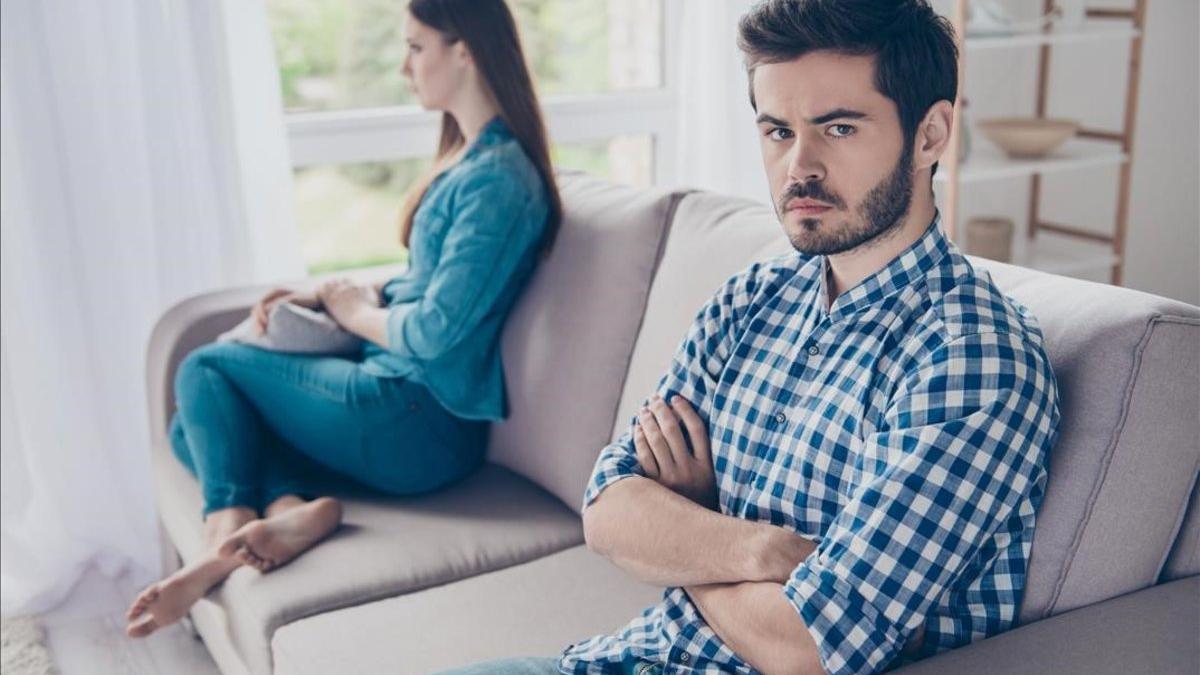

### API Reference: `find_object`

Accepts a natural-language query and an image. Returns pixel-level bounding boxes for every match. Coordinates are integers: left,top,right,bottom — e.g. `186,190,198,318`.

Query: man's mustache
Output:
778,182,846,212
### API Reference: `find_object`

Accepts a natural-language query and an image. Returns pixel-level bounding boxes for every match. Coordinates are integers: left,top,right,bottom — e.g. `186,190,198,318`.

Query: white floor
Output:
36,567,220,675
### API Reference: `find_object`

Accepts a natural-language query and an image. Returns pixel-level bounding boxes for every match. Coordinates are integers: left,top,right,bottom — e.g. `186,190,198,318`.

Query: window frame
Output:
280,0,681,187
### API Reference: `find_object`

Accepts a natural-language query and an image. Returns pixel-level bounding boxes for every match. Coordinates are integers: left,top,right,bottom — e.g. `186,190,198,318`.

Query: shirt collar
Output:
463,115,511,160
817,210,950,322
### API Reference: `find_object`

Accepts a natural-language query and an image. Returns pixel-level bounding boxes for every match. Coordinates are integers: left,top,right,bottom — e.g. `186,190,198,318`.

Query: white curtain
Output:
673,0,771,206
0,0,305,615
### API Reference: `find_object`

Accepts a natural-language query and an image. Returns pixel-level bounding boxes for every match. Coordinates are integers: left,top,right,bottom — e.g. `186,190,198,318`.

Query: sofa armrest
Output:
144,263,407,444
895,575,1198,674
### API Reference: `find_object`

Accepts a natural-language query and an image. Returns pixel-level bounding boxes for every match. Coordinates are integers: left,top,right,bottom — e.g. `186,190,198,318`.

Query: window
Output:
267,0,677,274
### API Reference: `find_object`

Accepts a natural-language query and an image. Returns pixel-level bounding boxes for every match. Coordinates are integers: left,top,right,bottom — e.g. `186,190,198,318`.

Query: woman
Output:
125,0,561,638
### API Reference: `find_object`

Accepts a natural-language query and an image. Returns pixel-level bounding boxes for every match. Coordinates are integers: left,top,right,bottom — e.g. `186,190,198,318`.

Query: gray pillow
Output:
218,302,365,356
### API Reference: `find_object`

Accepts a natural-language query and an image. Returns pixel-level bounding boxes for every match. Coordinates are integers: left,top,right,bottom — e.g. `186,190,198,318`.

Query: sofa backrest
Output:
487,171,684,513
976,260,1199,622
614,188,1200,625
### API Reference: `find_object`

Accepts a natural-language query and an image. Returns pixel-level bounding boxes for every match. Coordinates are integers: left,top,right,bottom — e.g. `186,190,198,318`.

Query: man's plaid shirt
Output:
560,214,1061,674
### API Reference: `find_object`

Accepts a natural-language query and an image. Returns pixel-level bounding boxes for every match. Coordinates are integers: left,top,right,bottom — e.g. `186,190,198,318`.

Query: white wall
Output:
951,0,1199,303
684,0,1199,305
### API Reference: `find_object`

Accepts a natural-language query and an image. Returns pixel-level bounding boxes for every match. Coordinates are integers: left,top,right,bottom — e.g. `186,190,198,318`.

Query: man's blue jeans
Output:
170,342,486,515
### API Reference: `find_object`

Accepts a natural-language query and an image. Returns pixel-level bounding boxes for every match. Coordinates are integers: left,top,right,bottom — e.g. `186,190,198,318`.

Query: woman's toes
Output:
126,613,159,638
126,584,160,621
233,546,252,565
218,534,246,559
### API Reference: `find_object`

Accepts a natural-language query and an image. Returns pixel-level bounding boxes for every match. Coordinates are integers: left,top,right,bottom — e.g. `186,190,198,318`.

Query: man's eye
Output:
828,124,856,138
766,128,793,141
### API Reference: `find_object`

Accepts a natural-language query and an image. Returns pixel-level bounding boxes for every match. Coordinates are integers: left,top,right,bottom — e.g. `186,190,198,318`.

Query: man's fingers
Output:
633,426,659,478
671,396,712,463
649,396,691,466
638,408,674,471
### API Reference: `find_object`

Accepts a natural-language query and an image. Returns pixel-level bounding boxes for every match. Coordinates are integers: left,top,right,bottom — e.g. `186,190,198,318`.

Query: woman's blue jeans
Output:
169,342,486,515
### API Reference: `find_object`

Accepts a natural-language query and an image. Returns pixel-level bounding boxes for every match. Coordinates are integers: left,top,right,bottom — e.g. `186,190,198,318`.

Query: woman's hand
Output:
634,394,719,510
251,288,318,336
315,278,380,328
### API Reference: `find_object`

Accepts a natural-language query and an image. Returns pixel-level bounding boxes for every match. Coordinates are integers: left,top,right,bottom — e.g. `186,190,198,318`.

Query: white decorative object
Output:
977,117,1081,158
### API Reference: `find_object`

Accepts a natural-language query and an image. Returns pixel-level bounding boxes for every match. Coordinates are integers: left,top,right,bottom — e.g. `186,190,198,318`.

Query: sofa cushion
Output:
270,545,663,675
154,438,583,675
974,262,1200,621
893,576,1199,675
616,189,1200,626
1161,479,1200,582
488,170,684,513
611,192,791,440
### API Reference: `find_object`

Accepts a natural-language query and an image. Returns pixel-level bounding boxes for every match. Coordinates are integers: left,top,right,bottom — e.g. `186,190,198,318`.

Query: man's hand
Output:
315,278,379,328
635,394,719,511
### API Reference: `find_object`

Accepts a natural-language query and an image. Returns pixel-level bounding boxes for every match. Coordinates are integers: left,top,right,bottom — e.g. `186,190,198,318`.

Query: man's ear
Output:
914,100,954,171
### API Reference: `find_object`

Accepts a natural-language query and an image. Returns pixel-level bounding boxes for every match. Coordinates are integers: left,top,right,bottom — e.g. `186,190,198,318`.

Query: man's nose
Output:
787,137,825,184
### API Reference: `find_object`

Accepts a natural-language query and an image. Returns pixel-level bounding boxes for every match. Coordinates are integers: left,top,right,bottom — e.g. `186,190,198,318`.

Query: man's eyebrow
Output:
807,108,868,125
755,108,869,127
755,113,789,127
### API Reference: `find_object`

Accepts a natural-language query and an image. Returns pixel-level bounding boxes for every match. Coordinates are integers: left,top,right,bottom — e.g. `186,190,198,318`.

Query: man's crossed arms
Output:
583,393,924,675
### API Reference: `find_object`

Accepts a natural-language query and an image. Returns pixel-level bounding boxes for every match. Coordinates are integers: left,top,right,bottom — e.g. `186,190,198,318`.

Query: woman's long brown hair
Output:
399,0,562,253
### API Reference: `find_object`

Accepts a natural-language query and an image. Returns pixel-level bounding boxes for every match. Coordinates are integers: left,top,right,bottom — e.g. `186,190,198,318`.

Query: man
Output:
443,1,1060,673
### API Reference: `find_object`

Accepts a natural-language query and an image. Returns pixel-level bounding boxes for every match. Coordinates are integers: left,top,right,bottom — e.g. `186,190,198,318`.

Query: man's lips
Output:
785,199,834,215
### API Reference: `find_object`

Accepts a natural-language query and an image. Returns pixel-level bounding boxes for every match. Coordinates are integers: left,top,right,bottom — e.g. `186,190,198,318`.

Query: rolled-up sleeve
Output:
386,167,540,361
783,331,1060,675
581,262,775,511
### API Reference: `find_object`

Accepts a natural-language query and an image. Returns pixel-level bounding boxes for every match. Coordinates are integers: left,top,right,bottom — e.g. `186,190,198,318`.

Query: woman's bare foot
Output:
217,497,342,572
203,506,257,550
125,552,240,638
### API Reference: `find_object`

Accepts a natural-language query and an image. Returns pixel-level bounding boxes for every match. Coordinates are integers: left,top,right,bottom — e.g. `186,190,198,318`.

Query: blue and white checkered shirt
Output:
560,214,1061,675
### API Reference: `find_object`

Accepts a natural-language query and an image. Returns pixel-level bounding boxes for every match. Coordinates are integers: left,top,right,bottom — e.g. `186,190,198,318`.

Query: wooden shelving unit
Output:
941,0,1148,285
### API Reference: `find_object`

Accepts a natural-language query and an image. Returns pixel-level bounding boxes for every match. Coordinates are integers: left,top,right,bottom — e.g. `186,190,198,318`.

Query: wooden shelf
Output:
965,23,1140,50
963,230,1120,277
941,0,1145,285
1018,231,1120,276
935,139,1128,184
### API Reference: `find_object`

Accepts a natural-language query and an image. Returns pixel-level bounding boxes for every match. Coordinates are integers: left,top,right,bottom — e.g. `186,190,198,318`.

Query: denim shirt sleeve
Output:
385,165,540,361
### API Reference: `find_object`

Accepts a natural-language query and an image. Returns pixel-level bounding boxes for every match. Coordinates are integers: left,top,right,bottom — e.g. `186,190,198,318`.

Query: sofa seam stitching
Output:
1043,313,1190,617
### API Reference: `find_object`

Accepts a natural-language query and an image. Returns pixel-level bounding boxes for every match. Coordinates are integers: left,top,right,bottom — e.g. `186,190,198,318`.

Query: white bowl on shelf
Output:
977,117,1080,159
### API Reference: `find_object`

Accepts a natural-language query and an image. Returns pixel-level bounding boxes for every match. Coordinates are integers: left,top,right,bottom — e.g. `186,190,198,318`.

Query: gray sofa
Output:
146,172,1200,674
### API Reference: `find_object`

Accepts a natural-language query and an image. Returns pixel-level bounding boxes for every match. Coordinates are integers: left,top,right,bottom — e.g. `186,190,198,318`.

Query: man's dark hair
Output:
738,0,958,175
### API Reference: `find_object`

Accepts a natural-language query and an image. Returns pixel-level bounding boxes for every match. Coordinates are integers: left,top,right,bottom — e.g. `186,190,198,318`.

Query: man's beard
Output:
777,141,915,256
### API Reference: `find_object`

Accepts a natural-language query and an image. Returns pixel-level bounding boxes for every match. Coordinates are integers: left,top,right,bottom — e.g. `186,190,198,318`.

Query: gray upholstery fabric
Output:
217,301,364,355
270,545,663,675
976,263,1200,622
612,192,791,439
1162,477,1200,582
488,171,684,513
154,437,582,675
893,576,1199,674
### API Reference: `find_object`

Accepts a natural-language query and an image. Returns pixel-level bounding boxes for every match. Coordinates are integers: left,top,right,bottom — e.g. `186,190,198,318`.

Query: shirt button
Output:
775,412,787,425
807,344,820,356
679,652,690,664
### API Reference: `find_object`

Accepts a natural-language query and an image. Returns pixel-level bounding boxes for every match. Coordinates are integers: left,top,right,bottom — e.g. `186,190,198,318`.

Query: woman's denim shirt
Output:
360,117,549,421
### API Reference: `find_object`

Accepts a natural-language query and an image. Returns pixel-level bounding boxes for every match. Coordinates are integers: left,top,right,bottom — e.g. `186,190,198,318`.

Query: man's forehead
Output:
752,52,885,119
